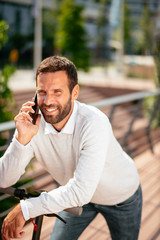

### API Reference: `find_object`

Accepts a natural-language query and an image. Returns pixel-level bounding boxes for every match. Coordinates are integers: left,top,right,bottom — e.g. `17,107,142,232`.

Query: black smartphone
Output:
30,92,39,124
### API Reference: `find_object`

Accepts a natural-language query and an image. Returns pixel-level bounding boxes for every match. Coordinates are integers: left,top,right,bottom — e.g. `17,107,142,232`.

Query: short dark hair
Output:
36,56,78,92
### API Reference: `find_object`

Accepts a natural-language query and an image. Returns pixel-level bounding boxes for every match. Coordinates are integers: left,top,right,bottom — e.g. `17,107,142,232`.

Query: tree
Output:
0,21,16,123
54,0,90,71
153,35,160,88
0,20,16,156
0,20,9,49
139,4,154,55
123,3,132,54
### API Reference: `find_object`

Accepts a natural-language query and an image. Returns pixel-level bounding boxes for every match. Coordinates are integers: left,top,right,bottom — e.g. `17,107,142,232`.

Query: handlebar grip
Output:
0,187,83,216
0,187,15,196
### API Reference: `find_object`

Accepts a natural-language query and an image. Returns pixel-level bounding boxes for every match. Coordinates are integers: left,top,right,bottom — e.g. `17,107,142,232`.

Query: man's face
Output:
37,70,79,131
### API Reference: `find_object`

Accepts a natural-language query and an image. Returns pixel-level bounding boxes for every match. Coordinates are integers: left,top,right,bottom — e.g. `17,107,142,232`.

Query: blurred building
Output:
0,0,160,67
125,0,160,34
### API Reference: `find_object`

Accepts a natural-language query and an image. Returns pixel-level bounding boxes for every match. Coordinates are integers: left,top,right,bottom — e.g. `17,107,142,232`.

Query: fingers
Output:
20,101,35,114
1,224,8,240
14,101,40,145
17,101,37,124
1,224,25,240
15,111,33,123
1,219,16,240
19,231,25,238
1,204,26,240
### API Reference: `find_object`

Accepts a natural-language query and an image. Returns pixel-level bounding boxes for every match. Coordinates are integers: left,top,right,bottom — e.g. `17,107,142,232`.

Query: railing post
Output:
109,104,117,122
146,95,160,153
123,99,143,156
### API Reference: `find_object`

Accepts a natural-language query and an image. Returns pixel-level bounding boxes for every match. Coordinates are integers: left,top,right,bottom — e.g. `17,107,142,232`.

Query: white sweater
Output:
0,101,140,220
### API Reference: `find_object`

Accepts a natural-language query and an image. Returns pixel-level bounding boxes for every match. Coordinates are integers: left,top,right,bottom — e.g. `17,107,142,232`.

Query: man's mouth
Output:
44,107,58,114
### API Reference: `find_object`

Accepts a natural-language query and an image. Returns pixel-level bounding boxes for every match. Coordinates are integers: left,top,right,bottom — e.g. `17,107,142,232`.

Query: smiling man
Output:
0,56,142,240
37,71,78,131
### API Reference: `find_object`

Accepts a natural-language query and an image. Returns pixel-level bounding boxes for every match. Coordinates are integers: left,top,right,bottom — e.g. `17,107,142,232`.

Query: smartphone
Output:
30,92,39,124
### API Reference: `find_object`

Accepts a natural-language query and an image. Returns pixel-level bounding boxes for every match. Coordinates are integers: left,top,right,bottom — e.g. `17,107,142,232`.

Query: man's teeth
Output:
46,108,57,112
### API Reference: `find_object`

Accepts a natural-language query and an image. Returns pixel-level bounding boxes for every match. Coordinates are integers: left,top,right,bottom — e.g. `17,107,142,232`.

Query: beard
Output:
39,96,72,125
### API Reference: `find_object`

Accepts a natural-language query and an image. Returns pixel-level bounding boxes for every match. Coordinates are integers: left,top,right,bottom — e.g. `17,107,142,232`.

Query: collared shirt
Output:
44,101,78,135
14,101,78,148
15,101,78,220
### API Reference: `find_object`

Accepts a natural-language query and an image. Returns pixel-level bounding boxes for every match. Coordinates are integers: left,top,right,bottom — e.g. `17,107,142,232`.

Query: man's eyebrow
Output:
37,88,63,93
54,88,63,92
37,89,46,92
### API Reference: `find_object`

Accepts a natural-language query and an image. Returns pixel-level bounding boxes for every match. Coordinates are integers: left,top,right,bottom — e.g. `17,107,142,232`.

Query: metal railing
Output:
0,88,160,156
90,88,160,156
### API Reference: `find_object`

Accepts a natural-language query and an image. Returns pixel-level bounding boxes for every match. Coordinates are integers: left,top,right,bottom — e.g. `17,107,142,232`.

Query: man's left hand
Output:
1,203,25,240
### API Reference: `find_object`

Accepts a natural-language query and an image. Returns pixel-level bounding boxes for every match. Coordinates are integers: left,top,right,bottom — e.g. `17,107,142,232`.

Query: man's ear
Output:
72,84,79,100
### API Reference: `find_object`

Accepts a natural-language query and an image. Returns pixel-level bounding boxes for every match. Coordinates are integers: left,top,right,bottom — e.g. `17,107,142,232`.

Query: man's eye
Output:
55,90,62,95
38,91,46,96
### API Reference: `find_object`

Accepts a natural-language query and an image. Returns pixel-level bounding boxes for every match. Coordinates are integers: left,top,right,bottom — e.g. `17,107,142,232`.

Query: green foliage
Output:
153,35,160,88
136,5,154,55
55,0,90,71
145,31,160,129
42,8,57,56
0,20,9,50
0,196,19,219
143,96,160,129
0,64,16,156
0,20,16,154
0,20,16,122
43,9,56,42
123,3,132,53
0,65,16,123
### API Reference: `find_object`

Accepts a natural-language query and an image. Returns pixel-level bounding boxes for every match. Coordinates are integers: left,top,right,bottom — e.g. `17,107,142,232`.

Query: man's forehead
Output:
37,71,70,90
37,71,69,83
38,70,67,78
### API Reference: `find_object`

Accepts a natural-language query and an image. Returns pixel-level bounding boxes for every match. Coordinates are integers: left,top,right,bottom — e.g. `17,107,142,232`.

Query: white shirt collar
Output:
44,101,78,135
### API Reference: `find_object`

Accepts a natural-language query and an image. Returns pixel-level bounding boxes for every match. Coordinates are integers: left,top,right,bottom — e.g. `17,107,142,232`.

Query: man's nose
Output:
43,94,55,105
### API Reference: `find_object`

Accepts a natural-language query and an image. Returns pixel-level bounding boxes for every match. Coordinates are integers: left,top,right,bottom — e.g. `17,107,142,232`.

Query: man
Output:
0,56,142,240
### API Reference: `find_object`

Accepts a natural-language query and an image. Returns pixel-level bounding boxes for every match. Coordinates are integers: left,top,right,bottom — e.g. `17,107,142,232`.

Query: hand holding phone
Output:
15,92,40,145
30,93,39,124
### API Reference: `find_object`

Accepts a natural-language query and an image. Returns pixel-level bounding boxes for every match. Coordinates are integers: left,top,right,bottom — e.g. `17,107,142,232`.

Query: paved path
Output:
8,67,155,92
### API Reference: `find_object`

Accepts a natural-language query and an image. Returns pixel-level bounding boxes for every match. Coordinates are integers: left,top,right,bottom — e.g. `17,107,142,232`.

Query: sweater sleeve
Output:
0,137,34,188
20,117,112,219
